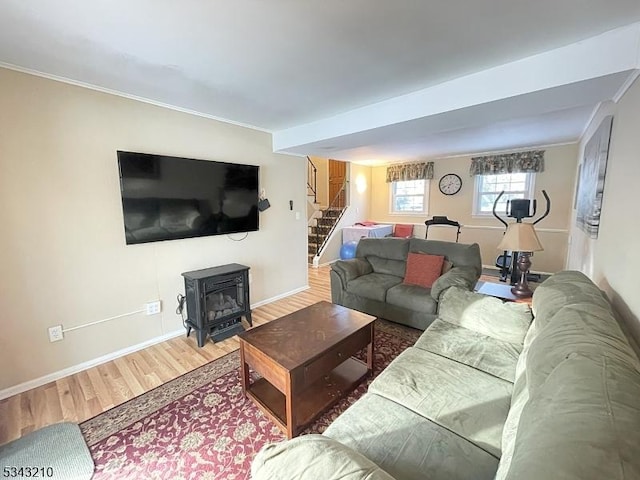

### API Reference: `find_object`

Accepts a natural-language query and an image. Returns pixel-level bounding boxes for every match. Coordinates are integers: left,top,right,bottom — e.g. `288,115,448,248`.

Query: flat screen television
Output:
117,151,259,245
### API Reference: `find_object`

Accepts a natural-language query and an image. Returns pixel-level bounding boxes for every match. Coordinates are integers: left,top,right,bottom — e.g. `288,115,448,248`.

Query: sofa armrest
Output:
332,258,373,287
251,435,396,480
430,266,479,301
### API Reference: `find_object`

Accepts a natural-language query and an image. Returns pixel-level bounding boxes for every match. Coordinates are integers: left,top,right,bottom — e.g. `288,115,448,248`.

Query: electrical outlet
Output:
48,325,64,342
145,300,161,315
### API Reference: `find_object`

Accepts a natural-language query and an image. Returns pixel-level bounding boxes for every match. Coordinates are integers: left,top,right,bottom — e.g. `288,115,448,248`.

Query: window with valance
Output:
470,151,544,215
386,162,434,214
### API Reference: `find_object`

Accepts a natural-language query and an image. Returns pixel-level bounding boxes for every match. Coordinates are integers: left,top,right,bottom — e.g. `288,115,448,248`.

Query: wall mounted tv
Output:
117,151,259,245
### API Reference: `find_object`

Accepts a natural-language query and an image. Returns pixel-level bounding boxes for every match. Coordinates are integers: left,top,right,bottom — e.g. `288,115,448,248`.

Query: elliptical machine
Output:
492,190,551,284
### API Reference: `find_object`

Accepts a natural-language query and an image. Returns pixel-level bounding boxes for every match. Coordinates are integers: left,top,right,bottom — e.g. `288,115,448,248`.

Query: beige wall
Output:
369,144,578,272
567,76,640,343
0,68,308,391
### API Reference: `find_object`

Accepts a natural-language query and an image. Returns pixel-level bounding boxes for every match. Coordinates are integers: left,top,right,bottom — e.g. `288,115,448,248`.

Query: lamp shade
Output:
497,222,544,252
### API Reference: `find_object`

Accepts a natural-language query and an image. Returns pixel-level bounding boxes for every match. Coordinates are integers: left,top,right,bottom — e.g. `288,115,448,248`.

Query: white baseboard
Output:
0,284,310,401
250,285,310,309
317,259,338,267
0,329,184,401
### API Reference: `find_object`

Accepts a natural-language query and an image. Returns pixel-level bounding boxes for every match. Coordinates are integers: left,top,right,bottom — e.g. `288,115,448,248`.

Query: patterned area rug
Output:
80,319,420,480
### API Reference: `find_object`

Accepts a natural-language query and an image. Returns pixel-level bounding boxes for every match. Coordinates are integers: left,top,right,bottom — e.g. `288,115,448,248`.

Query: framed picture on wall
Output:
575,115,613,239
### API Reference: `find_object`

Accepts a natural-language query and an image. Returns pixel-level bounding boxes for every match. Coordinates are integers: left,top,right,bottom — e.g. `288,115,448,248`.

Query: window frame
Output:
389,179,430,215
472,172,536,217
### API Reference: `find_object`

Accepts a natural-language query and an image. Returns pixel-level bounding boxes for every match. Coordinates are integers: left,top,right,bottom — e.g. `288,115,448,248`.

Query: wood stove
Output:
182,263,252,347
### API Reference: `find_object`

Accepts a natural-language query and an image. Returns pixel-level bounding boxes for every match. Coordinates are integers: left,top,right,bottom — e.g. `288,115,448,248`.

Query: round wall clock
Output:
438,173,462,195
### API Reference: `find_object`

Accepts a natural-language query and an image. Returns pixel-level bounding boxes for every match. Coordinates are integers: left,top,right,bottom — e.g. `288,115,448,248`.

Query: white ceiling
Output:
1,1,640,162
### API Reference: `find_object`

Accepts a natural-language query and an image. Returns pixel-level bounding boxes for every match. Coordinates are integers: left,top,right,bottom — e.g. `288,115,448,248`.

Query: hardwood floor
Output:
0,266,332,446
0,265,526,445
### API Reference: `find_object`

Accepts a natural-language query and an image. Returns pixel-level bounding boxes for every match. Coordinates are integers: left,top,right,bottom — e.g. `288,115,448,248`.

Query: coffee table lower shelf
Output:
247,357,368,435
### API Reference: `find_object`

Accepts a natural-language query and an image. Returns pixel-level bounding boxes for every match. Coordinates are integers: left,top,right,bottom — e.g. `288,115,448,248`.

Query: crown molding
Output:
0,61,272,134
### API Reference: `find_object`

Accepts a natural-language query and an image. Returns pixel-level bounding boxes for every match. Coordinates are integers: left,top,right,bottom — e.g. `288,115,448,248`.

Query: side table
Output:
475,281,533,306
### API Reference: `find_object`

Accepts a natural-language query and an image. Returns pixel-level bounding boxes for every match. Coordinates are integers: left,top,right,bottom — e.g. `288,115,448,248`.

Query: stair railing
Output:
307,156,317,204
316,179,348,255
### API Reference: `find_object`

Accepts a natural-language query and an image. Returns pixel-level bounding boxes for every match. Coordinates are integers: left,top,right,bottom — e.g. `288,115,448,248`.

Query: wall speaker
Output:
258,198,271,211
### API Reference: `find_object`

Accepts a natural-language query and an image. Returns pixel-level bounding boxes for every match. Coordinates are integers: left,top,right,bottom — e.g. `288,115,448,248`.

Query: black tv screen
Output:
117,151,259,244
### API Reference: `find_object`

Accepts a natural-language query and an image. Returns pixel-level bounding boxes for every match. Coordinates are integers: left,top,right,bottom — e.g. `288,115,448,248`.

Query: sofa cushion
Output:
415,319,522,382
386,284,437,314
438,288,533,345
251,434,395,480
367,256,407,277
346,273,402,302
403,252,444,288
531,270,610,328
324,393,499,480
0,423,94,480
357,237,409,261
499,354,640,480
369,347,512,458
525,303,640,393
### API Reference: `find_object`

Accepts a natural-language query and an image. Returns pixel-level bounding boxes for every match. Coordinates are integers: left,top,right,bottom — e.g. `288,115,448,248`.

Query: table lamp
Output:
497,222,544,298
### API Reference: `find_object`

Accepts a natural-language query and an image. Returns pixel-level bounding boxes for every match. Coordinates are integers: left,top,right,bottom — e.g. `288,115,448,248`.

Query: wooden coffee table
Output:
238,301,376,438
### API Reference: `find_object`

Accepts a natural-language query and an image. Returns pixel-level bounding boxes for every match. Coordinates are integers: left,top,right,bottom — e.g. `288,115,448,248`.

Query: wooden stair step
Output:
322,210,341,218
310,226,332,235
308,236,327,245
317,218,338,226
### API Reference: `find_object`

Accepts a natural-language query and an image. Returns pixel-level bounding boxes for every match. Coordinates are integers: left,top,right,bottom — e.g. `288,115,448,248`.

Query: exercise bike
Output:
492,190,551,284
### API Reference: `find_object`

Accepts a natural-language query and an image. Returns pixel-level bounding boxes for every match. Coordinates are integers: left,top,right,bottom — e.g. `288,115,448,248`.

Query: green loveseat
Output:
330,237,482,330
251,271,640,480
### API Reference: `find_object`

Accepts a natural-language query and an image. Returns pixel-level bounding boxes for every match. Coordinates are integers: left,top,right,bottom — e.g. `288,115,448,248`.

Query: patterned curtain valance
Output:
469,150,545,176
386,162,434,183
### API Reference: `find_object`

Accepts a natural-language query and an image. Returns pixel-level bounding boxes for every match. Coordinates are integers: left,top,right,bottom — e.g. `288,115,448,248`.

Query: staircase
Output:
306,158,348,265
308,207,345,264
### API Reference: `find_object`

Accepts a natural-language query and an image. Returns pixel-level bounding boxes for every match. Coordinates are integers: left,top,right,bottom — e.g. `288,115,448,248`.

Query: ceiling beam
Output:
273,22,640,156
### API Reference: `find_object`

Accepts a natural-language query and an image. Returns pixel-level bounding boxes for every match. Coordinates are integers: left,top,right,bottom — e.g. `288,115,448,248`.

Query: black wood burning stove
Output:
182,263,252,347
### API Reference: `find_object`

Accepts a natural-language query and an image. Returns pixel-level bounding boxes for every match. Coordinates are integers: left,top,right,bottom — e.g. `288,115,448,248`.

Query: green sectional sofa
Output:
251,271,640,480
330,237,482,330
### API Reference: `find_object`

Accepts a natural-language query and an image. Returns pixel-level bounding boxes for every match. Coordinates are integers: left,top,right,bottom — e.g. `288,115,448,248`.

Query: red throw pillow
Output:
404,252,445,288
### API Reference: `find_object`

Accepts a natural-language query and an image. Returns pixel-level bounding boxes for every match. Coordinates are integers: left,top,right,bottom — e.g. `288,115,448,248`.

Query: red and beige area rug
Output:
80,320,420,480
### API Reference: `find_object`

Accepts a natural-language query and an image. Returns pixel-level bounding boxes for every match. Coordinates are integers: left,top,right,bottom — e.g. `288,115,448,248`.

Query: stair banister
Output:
307,156,317,204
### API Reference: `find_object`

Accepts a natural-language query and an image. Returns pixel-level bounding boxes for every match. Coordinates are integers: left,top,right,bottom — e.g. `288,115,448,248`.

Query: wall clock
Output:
438,173,462,195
